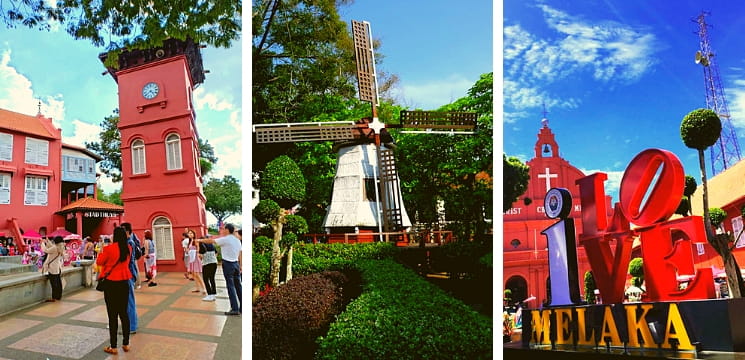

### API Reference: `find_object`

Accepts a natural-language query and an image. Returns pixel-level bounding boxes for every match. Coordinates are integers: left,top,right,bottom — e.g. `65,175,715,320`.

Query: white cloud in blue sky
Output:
504,3,662,121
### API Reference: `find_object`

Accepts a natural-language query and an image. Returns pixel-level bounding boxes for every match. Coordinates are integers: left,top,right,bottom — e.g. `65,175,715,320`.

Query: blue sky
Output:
335,0,493,110
503,0,745,203
0,21,242,225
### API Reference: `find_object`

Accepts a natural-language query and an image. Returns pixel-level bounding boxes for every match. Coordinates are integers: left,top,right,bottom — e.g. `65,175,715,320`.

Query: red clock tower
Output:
101,39,208,272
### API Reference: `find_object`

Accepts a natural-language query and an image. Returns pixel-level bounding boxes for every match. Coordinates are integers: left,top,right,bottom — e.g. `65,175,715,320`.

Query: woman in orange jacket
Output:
96,227,133,355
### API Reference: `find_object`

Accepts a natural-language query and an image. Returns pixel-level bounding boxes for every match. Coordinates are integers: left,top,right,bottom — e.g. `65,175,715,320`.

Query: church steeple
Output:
535,103,559,158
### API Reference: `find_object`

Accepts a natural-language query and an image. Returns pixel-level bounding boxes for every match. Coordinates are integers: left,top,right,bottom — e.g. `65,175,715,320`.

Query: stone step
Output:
0,262,38,275
0,255,23,265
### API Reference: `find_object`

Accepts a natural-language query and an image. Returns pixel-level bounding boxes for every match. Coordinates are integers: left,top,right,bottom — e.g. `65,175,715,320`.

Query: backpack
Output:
132,235,144,260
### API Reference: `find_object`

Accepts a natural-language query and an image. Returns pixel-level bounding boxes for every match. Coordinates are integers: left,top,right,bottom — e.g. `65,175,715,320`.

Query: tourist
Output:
120,222,140,334
96,227,133,355
187,230,206,295
0,240,7,256
181,230,192,280
41,236,65,302
82,237,95,260
200,237,218,301
143,230,158,287
199,223,242,315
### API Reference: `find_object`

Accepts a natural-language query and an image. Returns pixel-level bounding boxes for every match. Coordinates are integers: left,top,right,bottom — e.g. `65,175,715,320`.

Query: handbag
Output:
96,258,122,292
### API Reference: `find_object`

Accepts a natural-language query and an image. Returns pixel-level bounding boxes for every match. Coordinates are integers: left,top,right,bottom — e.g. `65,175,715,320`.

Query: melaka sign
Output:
530,148,717,351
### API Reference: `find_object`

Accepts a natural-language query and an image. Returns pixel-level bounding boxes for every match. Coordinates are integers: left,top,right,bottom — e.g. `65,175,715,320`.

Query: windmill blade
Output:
352,20,379,108
398,110,478,131
379,148,404,231
253,122,357,143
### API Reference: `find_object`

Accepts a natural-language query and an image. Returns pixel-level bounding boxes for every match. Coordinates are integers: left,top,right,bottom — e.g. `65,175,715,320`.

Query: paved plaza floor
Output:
0,270,242,360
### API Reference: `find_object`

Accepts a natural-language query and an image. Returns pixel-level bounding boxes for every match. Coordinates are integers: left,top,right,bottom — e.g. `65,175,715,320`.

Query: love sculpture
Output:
546,148,716,304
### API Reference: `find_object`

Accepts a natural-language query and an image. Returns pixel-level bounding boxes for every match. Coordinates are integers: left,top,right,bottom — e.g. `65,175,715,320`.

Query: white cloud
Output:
504,4,661,123
0,48,65,124
725,78,745,130
392,74,474,110
64,119,102,147
193,87,234,111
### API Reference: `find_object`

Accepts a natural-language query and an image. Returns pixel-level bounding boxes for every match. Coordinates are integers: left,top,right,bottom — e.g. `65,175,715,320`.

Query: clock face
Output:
142,82,159,99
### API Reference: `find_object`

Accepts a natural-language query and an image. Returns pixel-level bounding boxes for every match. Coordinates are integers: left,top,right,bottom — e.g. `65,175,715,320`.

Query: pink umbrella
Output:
22,230,42,240
47,229,73,238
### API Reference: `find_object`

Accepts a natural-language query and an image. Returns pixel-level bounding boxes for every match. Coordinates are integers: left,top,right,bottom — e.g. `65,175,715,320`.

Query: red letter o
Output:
619,149,684,227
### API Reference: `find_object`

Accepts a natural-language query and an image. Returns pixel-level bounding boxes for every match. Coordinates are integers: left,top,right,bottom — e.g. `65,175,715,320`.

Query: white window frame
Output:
733,216,745,248
153,217,175,260
131,139,146,175
24,175,47,206
25,138,49,166
0,133,12,161
696,243,705,255
0,172,10,204
165,133,182,170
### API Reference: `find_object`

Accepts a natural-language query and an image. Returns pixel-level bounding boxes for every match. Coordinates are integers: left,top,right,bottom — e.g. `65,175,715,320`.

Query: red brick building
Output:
503,117,612,305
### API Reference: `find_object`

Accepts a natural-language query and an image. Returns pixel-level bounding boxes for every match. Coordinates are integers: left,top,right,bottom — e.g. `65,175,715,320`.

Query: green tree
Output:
1,0,241,50
680,108,742,297
257,155,306,287
203,175,242,225
628,257,644,288
396,73,493,242
85,110,218,182
584,271,597,304
85,111,122,182
504,154,530,212
96,187,123,206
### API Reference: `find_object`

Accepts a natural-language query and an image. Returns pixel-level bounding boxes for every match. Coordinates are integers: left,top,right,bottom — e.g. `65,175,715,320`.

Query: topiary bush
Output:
253,235,272,255
253,270,362,360
253,252,270,288
316,259,492,359
291,242,399,277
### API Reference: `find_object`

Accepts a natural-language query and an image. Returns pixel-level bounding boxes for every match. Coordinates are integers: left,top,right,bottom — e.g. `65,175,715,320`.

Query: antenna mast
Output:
694,12,742,176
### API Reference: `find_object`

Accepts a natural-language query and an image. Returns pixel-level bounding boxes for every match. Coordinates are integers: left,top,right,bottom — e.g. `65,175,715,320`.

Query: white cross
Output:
537,167,558,193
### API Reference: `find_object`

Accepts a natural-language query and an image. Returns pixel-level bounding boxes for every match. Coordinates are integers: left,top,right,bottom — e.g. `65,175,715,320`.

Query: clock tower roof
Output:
99,38,205,86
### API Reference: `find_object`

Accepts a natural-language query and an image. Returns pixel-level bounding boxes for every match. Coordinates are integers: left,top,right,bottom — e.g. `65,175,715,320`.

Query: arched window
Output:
165,133,182,170
131,139,146,174
152,216,175,260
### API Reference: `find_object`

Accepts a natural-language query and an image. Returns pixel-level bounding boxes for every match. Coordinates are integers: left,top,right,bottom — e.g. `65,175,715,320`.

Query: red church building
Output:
100,39,209,272
504,116,612,305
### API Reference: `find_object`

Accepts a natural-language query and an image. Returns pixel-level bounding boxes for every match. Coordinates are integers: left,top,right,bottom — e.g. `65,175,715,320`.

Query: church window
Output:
152,216,175,260
132,139,146,174
0,133,12,161
25,138,49,166
24,175,47,206
165,133,182,170
0,172,10,204
510,238,521,248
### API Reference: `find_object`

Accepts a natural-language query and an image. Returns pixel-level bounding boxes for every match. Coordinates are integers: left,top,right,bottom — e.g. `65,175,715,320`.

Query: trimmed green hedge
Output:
292,242,399,277
315,259,492,359
252,242,399,289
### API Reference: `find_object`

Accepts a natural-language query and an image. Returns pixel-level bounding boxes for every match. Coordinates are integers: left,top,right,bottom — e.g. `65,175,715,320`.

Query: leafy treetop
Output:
680,108,722,150
1,0,241,50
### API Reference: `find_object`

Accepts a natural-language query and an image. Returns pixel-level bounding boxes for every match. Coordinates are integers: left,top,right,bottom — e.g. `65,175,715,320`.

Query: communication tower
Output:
694,12,742,176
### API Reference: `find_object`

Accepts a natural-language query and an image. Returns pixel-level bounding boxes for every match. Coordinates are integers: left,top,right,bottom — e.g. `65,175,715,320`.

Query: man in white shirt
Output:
199,223,242,315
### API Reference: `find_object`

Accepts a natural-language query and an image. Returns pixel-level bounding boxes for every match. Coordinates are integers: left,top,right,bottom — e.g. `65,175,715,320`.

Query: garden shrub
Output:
253,270,362,360
315,259,492,359
253,235,272,254
252,252,270,288
292,242,398,277
429,240,491,278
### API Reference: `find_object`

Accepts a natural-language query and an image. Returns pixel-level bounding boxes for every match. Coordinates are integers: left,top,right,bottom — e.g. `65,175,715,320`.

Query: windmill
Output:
253,20,477,243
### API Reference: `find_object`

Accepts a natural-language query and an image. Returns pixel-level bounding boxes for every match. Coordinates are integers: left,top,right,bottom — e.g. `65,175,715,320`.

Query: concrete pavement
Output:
0,269,242,359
